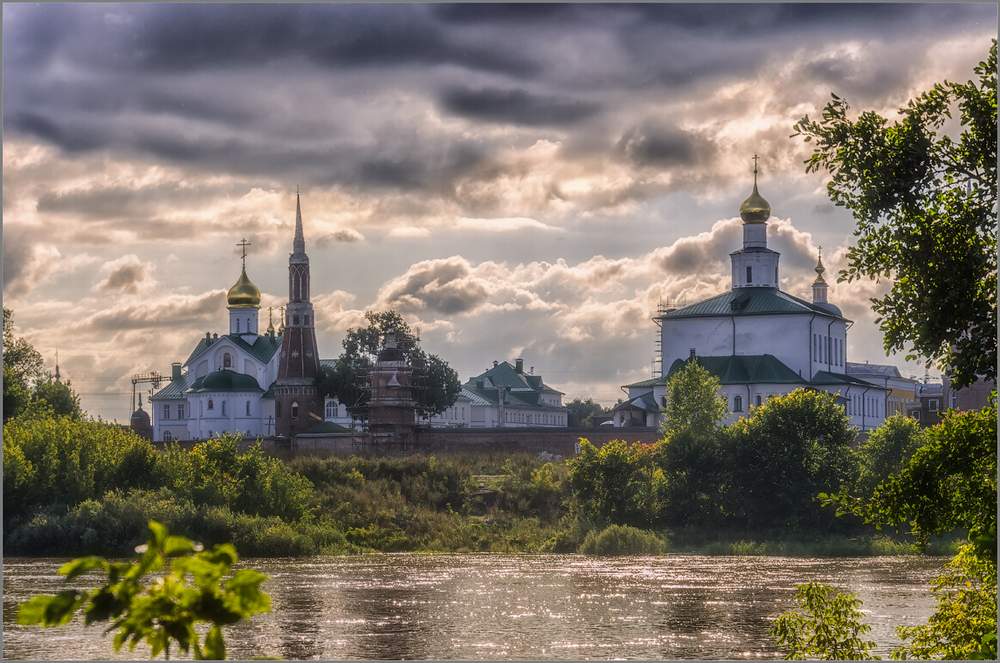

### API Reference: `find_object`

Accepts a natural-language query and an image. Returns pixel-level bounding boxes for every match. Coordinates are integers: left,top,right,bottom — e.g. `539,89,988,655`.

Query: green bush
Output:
578,524,666,556
569,439,666,527
4,415,159,523
771,582,877,660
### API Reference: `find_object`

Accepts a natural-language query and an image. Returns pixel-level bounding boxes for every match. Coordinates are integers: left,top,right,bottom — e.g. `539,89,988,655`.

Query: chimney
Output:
493,360,498,368
689,348,696,359
515,358,524,373
212,333,218,340
530,366,534,374
171,362,182,381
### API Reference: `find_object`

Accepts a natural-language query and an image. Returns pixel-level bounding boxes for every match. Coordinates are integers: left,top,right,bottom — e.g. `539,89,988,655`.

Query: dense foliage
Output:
565,398,611,427
851,414,923,500
792,42,997,387
578,524,666,556
892,544,997,660
18,520,270,660
4,307,47,420
318,310,461,419
569,388,859,534
662,358,727,439
6,388,968,560
770,583,877,660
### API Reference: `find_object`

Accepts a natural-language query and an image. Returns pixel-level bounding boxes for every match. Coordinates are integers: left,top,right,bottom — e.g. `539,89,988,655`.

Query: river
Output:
3,554,942,660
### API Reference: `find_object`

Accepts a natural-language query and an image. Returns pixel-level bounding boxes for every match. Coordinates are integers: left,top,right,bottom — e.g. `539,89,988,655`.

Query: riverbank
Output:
5,443,956,559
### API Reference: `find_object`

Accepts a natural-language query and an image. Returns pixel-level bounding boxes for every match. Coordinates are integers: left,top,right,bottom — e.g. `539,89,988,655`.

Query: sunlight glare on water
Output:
3,554,941,660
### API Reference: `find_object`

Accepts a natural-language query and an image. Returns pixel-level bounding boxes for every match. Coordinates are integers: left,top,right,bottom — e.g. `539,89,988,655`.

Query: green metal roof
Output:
627,357,887,391
187,369,263,393
151,375,189,401
302,420,353,434
463,361,567,406
613,392,661,413
229,333,282,364
184,332,282,368
664,354,807,385
810,370,884,389
659,287,848,321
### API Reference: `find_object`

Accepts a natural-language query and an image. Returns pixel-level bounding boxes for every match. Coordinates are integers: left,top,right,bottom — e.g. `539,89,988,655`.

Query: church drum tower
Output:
274,193,324,436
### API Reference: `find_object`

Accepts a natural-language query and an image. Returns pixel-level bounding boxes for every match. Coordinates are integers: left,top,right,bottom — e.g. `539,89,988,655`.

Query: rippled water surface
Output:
4,554,942,660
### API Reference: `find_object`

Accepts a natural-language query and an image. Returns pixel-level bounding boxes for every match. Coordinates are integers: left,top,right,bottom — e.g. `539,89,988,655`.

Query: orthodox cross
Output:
752,154,759,185
236,238,251,270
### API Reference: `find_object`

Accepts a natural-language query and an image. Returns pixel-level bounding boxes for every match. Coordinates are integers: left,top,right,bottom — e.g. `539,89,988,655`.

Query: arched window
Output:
774,266,778,282
293,314,300,326
236,319,241,333
291,401,299,419
755,394,762,407
164,430,173,442
208,399,214,411
276,401,282,418
746,265,752,284
304,314,310,326
733,395,743,412
223,353,232,369
221,401,227,416
326,400,335,419
246,400,251,416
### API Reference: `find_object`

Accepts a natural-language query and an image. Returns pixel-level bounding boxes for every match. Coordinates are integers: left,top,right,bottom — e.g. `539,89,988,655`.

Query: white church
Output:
150,197,354,442
613,162,888,431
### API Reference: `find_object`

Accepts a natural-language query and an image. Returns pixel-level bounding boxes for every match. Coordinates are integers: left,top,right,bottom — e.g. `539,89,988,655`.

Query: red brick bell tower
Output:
274,192,324,436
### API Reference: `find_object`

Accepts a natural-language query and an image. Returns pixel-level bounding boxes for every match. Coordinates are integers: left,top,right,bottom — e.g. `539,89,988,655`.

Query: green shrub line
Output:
1,409,966,559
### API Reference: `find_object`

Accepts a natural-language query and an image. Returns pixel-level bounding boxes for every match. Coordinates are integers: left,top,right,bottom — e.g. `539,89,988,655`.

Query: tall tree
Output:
318,310,460,419
662,358,727,439
565,398,610,428
3,308,45,421
793,41,997,388
32,377,83,419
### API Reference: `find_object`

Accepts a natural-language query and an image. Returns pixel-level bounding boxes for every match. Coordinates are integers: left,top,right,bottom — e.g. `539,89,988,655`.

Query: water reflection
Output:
4,554,943,660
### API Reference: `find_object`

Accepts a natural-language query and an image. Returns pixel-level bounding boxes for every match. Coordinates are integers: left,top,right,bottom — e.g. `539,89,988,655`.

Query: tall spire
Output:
811,246,829,304
813,246,827,284
293,187,305,256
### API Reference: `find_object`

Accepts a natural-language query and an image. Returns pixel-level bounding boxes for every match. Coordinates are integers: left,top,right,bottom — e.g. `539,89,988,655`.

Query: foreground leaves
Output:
18,520,271,659
771,582,877,660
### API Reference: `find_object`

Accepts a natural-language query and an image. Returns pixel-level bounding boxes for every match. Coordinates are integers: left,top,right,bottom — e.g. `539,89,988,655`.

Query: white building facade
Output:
615,166,887,431
151,225,289,441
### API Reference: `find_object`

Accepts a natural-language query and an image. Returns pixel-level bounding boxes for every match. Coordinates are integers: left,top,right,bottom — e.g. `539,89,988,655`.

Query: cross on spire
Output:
236,238,251,270
752,153,760,186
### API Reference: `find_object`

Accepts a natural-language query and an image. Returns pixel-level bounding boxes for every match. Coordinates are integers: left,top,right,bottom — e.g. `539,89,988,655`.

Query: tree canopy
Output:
793,41,997,388
565,398,611,428
318,310,460,419
662,358,727,439
4,307,46,420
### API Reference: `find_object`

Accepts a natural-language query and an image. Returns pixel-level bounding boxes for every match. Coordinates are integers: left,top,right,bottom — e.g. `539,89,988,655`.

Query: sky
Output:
3,3,995,422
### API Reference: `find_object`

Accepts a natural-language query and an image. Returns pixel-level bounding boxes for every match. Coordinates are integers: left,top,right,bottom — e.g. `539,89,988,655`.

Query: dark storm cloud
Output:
7,4,537,76
315,229,365,246
440,87,600,127
84,291,226,333
37,182,238,220
378,257,489,315
616,122,713,168
96,257,151,294
3,2,993,202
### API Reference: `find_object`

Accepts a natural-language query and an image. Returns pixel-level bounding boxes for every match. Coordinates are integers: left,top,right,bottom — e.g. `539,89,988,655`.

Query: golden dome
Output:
739,182,771,224
227,267,261,308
